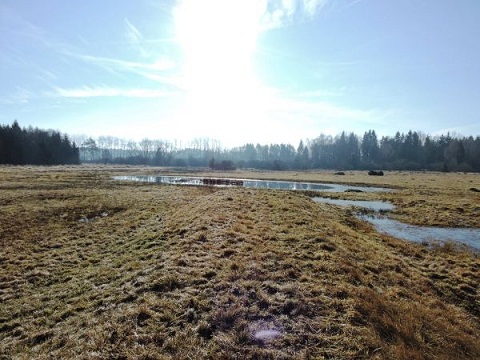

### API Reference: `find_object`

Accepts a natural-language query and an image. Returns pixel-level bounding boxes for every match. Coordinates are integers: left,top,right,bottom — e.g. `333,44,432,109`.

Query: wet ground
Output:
115,175,480,250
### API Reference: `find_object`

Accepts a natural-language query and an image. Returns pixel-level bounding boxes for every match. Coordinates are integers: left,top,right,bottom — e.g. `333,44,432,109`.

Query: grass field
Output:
0,166,479,359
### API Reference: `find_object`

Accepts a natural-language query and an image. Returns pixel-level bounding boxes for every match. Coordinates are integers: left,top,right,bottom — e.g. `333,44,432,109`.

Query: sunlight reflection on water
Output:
312,197,395,211
313,196,480,250
113,175,391,193
114,175,479,250
358,214,480,251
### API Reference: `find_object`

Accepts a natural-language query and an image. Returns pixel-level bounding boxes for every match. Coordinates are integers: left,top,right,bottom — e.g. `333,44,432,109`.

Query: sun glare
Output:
173,0,270,145
174,0,262,88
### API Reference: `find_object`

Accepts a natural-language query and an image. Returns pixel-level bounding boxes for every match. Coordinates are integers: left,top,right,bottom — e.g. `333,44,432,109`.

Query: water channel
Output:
312,197,395,212
114,175,480,250
357,214,480,250
312,197,480,251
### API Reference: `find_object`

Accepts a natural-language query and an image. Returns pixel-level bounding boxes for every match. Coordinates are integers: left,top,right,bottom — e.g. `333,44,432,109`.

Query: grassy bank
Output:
0,166,479,359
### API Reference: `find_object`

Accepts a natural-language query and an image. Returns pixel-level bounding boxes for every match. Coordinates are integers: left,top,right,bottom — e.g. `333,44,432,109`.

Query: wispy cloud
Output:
0,4,71,52
77,54,175,72
50,86,177,98
66,53,181,88
124,18,143,44
343,0,366,10
0,87,34,105
124,18,150,58
303,0,327,16
172,0,328,33
33,69,58,84
1,5,46,44
261,0,328,30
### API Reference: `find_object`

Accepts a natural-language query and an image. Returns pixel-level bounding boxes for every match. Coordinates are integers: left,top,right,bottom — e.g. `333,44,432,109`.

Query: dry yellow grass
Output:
0,166,479,359
168,168,480,228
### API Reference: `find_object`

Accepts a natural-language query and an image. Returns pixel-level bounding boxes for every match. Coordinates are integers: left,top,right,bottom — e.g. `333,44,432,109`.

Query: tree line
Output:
0,121,79,165
76,130,480,172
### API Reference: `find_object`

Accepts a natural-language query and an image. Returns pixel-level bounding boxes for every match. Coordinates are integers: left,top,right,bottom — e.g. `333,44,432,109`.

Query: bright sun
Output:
173,0,272,145
174,0,261,90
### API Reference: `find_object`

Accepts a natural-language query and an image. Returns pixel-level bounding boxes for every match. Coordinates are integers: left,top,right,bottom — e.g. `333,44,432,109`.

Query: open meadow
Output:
0,166,479,359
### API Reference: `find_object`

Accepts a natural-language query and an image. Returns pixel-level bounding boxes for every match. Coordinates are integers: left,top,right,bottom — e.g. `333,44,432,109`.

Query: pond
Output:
113,175,391,193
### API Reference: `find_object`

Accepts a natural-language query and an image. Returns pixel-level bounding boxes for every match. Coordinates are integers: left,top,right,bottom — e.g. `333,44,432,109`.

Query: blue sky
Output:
1,0,479,148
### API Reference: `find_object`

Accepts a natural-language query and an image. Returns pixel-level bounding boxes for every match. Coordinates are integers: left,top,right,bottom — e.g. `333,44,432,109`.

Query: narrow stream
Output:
313,197,395,211
357,214,480,250
313,197,480,250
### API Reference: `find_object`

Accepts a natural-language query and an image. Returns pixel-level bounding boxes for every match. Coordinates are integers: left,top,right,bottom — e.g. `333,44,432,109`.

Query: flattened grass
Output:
0,166,479,359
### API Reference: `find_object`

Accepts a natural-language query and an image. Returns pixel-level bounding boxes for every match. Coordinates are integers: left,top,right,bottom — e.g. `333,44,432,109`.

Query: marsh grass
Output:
0,166,479,359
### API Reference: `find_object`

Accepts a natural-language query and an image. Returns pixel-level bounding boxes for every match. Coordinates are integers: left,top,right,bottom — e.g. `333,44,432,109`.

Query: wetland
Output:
1,166,479,359
116,174,480,250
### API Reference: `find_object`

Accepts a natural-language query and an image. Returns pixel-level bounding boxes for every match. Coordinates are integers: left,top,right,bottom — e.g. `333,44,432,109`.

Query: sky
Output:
1,0,479,148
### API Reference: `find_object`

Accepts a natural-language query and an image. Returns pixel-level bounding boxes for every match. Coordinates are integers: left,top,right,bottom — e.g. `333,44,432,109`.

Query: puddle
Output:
113,175,391,193
313,197,395,211
358,214,480,251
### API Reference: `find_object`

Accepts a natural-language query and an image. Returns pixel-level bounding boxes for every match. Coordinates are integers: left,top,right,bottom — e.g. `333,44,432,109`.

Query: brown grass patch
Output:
0,166,478,358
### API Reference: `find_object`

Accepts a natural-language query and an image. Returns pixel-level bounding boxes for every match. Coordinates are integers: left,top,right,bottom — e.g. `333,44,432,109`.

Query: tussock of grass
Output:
0,166,479,358
353,287,480,359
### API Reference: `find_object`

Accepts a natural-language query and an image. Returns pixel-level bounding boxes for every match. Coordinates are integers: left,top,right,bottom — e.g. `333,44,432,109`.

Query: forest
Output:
75,130,480,172
0,121,79,165
1,120,479,171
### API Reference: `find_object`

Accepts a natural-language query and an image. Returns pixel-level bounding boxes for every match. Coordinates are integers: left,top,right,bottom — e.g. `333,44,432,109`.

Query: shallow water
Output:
243,179,390,192
113,175,391,193
312,197,395,211
114,175,479,250
312,196,480,250
357,214,480,250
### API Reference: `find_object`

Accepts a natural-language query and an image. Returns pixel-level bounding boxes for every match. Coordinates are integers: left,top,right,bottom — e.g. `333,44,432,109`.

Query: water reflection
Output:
113,175,479,250
312,197,395,211
313,196,479,250
114,175,203,186
113,175,391,193
358,214,480,251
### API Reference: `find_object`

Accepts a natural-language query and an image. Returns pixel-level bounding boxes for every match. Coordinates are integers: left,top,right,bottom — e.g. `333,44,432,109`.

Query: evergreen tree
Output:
361,130,380,166
0,122,79,165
